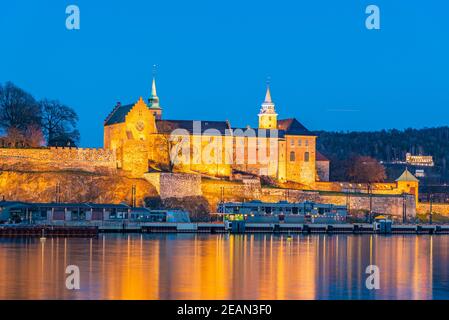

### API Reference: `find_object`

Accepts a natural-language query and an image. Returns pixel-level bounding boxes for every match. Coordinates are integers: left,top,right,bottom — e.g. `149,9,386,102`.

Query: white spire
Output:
259,83,276,115
264,85,272,103
148,72,161,109
151,77,157,97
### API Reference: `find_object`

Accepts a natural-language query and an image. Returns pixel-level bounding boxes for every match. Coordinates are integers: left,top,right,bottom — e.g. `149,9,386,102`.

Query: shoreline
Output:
1,222,449,237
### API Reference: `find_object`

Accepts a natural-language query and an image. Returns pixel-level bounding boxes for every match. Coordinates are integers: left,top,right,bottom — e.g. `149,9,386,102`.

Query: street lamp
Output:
367,184,373,224
402,192,407,224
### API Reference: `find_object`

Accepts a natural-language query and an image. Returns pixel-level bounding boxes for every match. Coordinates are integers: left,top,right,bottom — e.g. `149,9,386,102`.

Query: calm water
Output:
0,234,448,300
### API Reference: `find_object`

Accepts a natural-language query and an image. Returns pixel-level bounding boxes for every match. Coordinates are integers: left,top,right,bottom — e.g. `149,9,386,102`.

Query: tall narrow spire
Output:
149,65,160,109
148,65,163,119
151,77,158,97
264,85,272,103
148,77,160,109
264,76,272,103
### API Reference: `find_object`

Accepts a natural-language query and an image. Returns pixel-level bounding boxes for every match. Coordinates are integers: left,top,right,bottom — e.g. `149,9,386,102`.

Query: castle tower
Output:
395,168,419,205
148,77,163,120
258,84,278,129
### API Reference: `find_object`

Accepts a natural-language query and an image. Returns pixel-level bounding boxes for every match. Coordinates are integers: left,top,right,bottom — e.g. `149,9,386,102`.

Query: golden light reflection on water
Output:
0,234,447,300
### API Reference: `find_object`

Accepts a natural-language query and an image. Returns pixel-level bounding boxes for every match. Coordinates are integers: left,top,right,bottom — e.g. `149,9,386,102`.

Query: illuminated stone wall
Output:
314,181,418,198
417,202,449,217
202,179,416,219
144,172,202,199
259,189,416,219
122,140,149,178
231,136,278,178
316,160,330,182
0,147,116,174
284,136,316,186
201,178,262,210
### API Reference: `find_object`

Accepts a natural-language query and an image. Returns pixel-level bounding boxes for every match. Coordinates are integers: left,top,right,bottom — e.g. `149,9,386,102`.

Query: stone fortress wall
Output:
0,147,116,174
144,172,202,199
0,146,424,221
200,178,416,219
416,202,449,216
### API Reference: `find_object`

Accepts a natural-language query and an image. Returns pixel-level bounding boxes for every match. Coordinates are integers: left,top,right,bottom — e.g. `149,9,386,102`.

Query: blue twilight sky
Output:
1,0,448,147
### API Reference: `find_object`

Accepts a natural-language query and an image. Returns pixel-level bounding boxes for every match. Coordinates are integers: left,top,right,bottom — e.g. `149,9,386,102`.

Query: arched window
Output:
304,152,310,162
290,151,295,162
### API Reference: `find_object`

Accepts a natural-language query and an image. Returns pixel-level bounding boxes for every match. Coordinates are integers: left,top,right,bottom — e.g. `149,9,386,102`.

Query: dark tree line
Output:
0,82,79,147
315,127,449,182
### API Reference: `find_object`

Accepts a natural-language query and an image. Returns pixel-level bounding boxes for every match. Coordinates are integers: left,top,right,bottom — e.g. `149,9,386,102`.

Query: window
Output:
298,139,302,147
290,151,296,162
305,140,309,147
304,152,310,162
290,139,295,146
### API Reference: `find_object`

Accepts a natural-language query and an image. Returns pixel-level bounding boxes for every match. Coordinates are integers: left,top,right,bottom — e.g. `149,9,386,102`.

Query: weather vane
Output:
152,64,157,78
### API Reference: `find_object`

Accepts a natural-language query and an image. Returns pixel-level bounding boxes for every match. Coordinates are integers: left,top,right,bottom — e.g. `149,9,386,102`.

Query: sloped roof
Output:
316,151,330,162
156,120,231,136
395,168,419,182
277,118,315,136
104,103,134,126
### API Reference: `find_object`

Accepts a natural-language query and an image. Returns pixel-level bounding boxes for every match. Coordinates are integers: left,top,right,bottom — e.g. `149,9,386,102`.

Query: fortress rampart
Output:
201,179,416,219
0,147,116,174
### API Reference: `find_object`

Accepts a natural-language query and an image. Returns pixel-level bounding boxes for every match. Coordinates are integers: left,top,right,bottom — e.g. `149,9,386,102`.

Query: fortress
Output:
0,76,427,220
103,78,321,185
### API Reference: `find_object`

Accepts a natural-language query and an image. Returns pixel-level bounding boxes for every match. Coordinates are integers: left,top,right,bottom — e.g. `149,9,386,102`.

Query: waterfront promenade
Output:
1,222,449,236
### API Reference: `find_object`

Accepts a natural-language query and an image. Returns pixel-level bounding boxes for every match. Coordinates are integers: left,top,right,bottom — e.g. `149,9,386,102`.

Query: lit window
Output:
290,151,295,162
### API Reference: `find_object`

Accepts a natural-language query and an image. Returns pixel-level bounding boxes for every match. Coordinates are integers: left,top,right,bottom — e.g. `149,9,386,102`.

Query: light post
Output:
429,193,433,225
367,184,373,223
402,192,407,224
346,190,351,216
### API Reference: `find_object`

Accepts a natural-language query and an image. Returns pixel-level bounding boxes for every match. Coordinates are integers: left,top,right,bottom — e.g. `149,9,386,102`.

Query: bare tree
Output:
0,82,41,132
24,125,45,147
347,156,386,183
4,127,25,147
2,125,44,148
40,99,79,146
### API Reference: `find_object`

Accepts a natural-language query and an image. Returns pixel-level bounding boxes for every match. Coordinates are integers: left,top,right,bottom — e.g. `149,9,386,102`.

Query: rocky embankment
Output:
0,170,157,205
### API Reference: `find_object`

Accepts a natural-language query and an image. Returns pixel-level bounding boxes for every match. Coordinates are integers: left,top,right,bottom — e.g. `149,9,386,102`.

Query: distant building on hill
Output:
406,153,434,167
